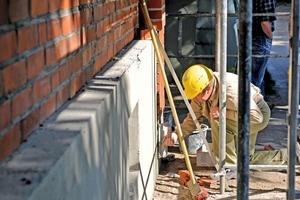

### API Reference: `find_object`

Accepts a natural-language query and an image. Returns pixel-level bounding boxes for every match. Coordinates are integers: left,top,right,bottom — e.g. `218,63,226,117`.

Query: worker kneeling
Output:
163,64,288,166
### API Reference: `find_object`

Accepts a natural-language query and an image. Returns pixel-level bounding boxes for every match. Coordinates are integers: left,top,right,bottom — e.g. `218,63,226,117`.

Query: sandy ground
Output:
153,151,300,200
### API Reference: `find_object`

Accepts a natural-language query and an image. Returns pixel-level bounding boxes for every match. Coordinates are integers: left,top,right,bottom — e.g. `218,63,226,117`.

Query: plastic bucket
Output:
181,124,209,155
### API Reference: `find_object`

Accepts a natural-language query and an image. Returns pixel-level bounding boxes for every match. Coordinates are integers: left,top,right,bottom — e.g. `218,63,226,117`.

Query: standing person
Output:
163,64,288,167
252,0,277,96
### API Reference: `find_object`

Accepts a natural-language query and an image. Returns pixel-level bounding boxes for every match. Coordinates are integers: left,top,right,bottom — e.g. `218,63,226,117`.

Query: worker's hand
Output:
162,130,178,146
210,106,219,119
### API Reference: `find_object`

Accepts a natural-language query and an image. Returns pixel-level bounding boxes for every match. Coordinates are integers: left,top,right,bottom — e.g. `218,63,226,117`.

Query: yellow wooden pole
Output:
139,0,197,185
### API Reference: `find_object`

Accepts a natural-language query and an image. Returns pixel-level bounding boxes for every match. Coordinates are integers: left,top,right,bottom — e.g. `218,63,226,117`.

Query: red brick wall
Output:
140,0,166,118
0,0,139,163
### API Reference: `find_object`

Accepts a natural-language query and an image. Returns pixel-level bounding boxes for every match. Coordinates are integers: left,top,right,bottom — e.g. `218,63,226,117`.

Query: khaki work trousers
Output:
210,100,288,165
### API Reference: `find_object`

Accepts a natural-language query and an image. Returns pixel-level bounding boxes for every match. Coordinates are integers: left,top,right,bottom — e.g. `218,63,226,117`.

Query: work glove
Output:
162,128,178,146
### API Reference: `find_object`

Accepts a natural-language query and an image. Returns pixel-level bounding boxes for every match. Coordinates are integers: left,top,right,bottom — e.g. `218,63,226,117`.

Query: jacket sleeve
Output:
175,100,205,138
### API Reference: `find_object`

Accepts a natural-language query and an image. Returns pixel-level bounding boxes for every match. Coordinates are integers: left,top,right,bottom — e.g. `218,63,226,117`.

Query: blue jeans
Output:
252,36,272,96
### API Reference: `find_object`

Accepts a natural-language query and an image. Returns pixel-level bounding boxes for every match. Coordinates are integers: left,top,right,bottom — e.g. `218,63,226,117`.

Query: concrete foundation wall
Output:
0,40,158,200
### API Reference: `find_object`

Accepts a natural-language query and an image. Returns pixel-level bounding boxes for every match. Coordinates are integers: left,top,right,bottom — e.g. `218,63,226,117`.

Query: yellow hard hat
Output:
182,64,214,99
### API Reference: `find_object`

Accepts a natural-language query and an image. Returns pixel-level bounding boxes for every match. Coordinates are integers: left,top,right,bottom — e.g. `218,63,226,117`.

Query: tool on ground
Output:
139,1,210,199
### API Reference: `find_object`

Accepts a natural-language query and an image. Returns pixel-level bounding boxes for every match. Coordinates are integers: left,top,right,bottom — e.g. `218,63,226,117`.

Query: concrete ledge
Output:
0,40,158,200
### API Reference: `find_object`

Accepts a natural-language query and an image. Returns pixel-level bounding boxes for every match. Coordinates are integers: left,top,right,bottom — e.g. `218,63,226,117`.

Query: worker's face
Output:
194,84,213,102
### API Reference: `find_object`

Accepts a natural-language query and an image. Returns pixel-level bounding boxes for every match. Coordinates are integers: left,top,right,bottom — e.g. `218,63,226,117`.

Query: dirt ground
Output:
153,151,300,200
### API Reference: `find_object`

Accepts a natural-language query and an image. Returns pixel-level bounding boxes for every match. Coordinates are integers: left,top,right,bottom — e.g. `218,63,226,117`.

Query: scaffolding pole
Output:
237,0,252,199
215,0,227,194
287,0,300,199
165,0,300,197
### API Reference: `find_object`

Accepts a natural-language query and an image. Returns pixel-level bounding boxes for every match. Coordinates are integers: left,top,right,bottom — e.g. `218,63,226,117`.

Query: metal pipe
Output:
237,0,252,199
178,17,182,56
216,0,227,194
287,0,299,199
166,54,289,58
166,12,290,17
225,164,300,170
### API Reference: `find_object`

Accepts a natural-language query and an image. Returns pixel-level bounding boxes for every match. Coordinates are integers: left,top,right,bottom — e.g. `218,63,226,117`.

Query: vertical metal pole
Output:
287,0,299,199
216,0,227,194
178,17,183,56
237,0,252,199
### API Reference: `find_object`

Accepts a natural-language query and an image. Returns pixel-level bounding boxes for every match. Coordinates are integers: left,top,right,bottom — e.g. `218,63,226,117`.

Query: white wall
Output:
0,40,158,200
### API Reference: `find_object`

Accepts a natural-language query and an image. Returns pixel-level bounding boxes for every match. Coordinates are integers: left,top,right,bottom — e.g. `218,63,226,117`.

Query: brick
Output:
12,87,33,119
73,12,81,31
82,46,92,66
33,75,51,103
9,0,29,22
56,83,70,108
81,28,87,46
148,0,165,9
3,59,26,93
94,4,103,20
96,35,107,54
0,100,11,131
140,28,151,40
38,22,47,45
21,107,40,139
67,33,81,53
198,177,218,188
48,0,60,13
152,19,165,31
51,70,60,91
149,7,166,20
39,95,56,124
87,26,96,44
80,0,91,5
45,45,58,66
72,0,79,7
0,0,8,25
94,52,106,73
158,29,165,45
18,24,38,52
0,123,21,163
27,49,45,80
81,7,92,26
115,0,129,10
60,0,72,10
70,53,82,74
178,170,190,187
107,46,114,62
55,39,68,60
31,0,48,17
70,72,85,98
0,71,3,98
0,31,17,63
61,14,73,35
85,63,94,80
96,20,104,38
47,18,62,40
59,62,71,82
